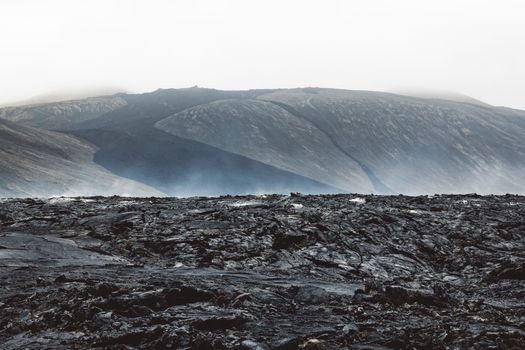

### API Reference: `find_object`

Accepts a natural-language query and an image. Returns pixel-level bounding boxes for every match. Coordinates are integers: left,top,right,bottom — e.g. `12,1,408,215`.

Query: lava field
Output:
0,194,524,349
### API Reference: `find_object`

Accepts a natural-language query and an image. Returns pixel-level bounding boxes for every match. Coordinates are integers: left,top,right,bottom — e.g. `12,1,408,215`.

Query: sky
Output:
0,0,524,109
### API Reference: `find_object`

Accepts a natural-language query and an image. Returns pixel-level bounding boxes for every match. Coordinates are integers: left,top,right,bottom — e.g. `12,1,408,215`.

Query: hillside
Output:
1,87,524,196
0,95,127,130
255,89,525,194
0,119,161,197
155,99,373,193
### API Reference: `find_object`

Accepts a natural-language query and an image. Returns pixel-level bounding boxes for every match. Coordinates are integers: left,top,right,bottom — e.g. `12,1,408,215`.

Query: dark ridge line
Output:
263,100,394,194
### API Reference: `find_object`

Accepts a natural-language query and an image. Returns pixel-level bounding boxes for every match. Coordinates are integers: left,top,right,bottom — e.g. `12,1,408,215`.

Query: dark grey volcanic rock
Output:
0,194,524,348
1,87,524,196
0,232,128,267
0,119,161,197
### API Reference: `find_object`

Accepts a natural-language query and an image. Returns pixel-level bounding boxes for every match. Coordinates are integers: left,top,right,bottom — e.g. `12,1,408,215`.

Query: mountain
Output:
253,88,525,194
0,88,338,197
1,87,524,197
0,118,162,197
0,95,127,130
155,99,373,193
69,88,339,196
0,86,126,108
392,89,490,106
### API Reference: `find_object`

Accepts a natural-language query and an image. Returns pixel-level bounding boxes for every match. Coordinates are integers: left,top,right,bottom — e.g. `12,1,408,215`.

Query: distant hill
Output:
0,95,128,130
0,87,126,108
0,118,162,197
1,87,524,196
392,89,490,106
251,89,525,194
156,98,373,193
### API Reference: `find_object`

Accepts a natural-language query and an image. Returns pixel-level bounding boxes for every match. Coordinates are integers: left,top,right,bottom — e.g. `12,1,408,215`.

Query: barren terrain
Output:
0,194,524,349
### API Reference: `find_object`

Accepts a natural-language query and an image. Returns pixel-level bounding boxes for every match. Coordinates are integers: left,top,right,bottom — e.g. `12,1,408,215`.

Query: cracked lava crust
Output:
0,194,524,349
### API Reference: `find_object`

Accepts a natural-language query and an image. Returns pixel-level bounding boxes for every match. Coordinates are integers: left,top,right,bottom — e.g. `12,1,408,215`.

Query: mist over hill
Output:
0,87,524,197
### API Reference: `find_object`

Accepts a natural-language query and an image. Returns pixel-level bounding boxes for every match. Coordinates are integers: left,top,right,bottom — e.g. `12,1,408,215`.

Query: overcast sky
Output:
0,0,524,108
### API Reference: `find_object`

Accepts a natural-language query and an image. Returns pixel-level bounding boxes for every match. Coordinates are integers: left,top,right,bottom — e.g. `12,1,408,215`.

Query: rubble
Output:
0,194,524,349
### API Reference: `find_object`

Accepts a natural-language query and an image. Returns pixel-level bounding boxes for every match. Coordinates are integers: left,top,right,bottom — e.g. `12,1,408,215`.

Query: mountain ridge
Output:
0,118,163,197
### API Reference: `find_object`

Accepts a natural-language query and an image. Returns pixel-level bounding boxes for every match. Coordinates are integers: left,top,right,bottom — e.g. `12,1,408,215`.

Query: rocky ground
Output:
0,194,524,349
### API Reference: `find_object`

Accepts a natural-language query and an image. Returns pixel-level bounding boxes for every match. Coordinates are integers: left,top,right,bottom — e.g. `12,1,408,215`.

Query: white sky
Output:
0,0,524,109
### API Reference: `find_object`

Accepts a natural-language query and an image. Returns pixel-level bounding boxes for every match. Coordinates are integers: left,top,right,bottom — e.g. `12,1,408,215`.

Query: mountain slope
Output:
1,87,338,196
257,88,525,194
67,88,340,196
0,119,162,197
155,99,373,193
0,87,276,131
1,87,524,196
72,126,341,196
0,95,127,130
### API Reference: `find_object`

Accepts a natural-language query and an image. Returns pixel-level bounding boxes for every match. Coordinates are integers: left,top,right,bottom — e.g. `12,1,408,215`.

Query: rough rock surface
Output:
0,194,524,349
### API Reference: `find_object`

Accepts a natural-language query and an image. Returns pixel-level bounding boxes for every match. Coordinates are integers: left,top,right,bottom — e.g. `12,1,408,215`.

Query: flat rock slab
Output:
0,232,127,267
